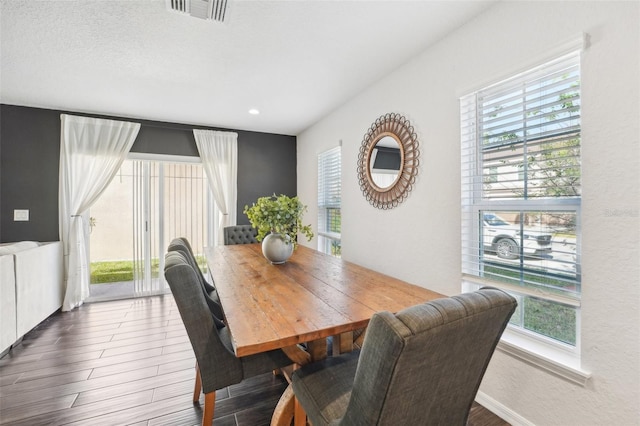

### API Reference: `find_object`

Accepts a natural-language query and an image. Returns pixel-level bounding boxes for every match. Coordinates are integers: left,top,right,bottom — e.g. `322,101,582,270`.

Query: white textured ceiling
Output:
0,0,496,135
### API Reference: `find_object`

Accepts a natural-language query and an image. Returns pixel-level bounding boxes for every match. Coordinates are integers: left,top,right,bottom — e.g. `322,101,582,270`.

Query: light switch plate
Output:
14,209,29,221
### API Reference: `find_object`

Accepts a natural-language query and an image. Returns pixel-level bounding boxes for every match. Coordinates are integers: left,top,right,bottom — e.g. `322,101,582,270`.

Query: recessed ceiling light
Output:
248,108,260,115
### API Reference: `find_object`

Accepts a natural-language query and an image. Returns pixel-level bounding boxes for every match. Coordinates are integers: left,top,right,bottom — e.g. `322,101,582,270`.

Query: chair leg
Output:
202,391,215,425
291,363,307,426
193,363,202,402
294,395,307,426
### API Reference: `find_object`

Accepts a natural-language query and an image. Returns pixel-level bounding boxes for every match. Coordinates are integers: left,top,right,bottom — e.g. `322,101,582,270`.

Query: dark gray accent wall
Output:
132,122,201,157
0,106,61,242
0,104,297,243
237,131,298,224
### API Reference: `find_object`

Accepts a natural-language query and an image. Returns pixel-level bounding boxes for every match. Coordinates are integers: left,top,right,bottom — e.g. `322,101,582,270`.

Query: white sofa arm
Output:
14,242,64,338
1,254,17,354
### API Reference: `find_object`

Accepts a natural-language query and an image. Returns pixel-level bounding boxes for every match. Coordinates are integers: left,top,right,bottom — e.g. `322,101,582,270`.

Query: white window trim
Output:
128,152,202,164
497,330,591,387
457,33,589,98
460,44,591,385
317,231,341,241
463,278,591,386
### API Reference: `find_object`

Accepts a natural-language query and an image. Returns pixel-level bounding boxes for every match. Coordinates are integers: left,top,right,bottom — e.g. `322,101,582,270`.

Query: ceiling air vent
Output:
167,0,229,23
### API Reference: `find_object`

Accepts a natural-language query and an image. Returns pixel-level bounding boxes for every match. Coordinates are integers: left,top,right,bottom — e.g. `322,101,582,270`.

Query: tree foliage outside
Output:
481,79,581,231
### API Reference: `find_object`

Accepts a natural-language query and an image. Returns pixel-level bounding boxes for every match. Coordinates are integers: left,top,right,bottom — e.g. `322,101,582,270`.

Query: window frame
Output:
460,51,588,376
317,146,342,257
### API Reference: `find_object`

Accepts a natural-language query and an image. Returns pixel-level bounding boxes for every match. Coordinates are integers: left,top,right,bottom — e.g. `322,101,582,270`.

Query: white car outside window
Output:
482,213,553,259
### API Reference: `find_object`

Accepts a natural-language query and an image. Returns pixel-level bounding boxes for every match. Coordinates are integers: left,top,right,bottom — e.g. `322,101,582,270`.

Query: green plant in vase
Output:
244,194,314,263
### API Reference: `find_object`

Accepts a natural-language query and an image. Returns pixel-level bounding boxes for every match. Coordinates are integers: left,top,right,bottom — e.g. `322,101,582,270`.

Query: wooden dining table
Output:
205,243,444,426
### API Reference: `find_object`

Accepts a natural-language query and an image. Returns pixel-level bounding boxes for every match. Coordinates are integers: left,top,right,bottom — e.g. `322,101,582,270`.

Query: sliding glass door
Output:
89,157,212,300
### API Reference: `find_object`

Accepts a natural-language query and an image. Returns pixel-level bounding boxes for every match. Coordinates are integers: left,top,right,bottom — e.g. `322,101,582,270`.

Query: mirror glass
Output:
357,112,420,209
368,135,402,189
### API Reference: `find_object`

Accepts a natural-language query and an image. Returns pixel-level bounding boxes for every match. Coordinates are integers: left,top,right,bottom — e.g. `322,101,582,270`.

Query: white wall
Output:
297,1,639,425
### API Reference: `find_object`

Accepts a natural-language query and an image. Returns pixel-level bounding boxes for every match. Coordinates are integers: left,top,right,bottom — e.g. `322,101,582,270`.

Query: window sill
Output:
497,329,591,387
317,231,341,241
462,277,590,386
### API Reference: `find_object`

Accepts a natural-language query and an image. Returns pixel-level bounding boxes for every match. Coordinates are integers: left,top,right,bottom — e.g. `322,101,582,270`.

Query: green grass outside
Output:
91,256,207,284
91,260,136,284
484,263,577,292
522,297,576,345
484,264,577,345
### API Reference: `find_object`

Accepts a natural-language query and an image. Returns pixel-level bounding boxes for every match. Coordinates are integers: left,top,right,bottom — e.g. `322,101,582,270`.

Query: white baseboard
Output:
475,391,535,426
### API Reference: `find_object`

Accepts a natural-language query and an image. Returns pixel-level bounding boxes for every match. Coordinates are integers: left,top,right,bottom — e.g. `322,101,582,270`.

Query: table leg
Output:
332,331,354,355
281,345,311,365
272,338,328,425
306,338,328,361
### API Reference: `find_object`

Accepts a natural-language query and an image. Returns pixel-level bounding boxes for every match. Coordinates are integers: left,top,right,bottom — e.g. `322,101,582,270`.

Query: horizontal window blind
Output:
318,146,341,256
318,147,342,211
461,52,581,346
473,53,581,201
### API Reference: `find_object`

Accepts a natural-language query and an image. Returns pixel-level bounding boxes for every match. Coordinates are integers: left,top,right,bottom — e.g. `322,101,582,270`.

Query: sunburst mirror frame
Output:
357,113,420,209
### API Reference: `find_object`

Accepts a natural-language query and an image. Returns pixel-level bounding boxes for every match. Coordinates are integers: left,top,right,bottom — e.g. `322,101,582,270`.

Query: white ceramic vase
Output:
261,233,294,264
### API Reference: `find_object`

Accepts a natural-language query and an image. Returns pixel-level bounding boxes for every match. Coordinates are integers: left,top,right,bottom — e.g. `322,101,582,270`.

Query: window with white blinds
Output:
461,52,581,348
318,146,341,257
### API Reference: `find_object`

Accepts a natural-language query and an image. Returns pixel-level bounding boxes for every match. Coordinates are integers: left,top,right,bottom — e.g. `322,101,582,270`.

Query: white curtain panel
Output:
59,114,140,311
193,130,238,245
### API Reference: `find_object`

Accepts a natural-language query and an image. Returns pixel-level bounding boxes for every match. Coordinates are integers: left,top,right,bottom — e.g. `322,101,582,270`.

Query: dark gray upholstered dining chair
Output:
175,237,215,294
223,225,258,245
167,238,224,321
164,251,292,425
291,288,516,426
167,238,227,408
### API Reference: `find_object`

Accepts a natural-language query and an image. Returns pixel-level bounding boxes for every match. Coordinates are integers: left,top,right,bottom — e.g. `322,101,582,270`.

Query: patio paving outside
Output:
88,281,135,301
88,279,170,302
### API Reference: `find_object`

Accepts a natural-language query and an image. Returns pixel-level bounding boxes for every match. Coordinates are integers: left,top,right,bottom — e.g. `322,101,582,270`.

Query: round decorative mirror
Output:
357,113,419,209
368,135,402,189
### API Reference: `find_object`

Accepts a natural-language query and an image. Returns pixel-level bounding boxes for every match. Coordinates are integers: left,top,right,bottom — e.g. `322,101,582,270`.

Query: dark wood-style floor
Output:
0,295,510,425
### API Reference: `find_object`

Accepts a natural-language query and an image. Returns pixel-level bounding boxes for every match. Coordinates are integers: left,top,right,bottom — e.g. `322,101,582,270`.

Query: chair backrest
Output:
223,225,258,245
342,288,516,426
168,238,215,291
177,236,196,257
167,238,223,321
164,251,243,392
